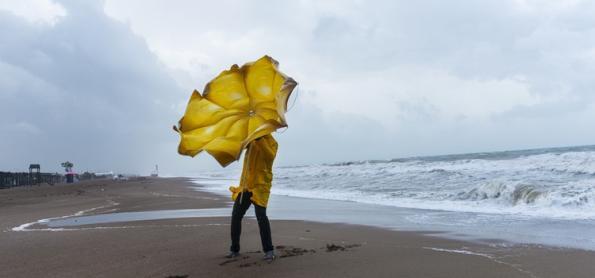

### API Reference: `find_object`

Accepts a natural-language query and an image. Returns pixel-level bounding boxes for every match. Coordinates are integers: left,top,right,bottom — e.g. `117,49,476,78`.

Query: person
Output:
226,134,278,261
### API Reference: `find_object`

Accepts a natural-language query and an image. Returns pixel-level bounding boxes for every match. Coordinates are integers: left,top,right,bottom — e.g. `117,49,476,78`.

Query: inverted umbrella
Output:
173,56,297,167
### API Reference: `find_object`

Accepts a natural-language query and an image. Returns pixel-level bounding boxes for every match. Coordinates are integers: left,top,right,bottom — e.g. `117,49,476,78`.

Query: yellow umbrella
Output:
173,56,297,167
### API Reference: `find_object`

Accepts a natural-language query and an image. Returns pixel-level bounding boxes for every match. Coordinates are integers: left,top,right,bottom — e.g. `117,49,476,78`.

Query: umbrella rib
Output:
271,67,278,105
241,67,253,111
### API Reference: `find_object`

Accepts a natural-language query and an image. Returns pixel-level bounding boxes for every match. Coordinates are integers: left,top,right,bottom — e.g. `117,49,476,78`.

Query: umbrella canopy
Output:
174,56,297,167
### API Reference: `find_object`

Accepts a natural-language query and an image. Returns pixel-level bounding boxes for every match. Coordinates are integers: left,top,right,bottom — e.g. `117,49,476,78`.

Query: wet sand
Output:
1,178,594,278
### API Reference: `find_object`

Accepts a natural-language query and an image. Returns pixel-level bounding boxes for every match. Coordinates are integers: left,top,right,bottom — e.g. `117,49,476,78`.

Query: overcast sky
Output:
1,0,595,175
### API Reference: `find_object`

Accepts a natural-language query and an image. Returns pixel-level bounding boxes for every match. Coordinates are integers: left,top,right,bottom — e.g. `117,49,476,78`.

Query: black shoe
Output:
263,250,276,262
225,251,240,258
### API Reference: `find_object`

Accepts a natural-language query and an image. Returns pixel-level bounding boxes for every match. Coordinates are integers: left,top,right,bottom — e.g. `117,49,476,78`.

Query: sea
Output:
195,145,595,250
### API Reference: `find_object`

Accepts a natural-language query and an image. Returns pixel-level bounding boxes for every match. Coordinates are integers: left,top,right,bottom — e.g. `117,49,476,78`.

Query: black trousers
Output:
230,191,273,253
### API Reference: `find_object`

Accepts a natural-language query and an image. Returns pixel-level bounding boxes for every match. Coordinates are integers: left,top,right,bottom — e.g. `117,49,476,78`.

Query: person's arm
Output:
259,135,278,159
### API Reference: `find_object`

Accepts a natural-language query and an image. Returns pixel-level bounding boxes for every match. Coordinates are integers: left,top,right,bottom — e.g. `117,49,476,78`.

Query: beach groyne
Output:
0,172,62,189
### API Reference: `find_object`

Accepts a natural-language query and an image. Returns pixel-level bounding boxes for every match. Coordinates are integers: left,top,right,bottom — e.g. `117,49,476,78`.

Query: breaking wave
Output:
198,145,595,219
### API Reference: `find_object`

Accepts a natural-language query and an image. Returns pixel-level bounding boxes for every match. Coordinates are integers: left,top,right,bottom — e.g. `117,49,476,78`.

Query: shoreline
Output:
192,177,595,252
1,177,594,277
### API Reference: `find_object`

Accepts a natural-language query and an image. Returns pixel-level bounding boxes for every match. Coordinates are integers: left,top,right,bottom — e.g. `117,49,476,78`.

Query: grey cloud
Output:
276,91,401,165
308,0,595,125
0,1,396,174
2,0,595,175
0,2,188,174
308,0,595,92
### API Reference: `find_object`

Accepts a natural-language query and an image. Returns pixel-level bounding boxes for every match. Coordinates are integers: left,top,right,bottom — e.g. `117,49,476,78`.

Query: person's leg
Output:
254,204,273,252
230,192,252,253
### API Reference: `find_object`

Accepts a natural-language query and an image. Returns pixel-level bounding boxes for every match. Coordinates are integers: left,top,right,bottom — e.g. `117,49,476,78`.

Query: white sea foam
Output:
12,200,119,232
196,146,595,220
422,247,493,258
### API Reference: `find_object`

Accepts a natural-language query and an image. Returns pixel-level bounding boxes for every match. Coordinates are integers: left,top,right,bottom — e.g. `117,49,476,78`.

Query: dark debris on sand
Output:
165,275,188,278
219,243,362,268
239,262,259,268
219,259,239,266
276,245,317,258
325,243,361,252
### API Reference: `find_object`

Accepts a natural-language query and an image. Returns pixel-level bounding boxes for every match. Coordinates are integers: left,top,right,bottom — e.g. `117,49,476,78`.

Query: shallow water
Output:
45,208,230,227
265,193,595,251
23,185,595,251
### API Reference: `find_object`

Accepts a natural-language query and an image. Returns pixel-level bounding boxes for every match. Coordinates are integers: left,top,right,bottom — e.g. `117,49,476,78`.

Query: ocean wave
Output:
455,183,547,205
195,146,595,219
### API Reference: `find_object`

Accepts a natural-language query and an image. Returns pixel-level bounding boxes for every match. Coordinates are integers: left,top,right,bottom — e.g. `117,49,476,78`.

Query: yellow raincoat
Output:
229,134,278,207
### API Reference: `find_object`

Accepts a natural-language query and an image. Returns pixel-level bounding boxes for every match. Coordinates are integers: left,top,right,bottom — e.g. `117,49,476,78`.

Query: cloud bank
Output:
0,1,188,174
1,0,595,175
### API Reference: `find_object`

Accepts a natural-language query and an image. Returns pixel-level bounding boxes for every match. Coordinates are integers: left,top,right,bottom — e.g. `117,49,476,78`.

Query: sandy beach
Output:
1,178,594,278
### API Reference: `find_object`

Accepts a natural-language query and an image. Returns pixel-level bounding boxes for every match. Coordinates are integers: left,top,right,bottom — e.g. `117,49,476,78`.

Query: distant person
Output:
226,134,278,262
